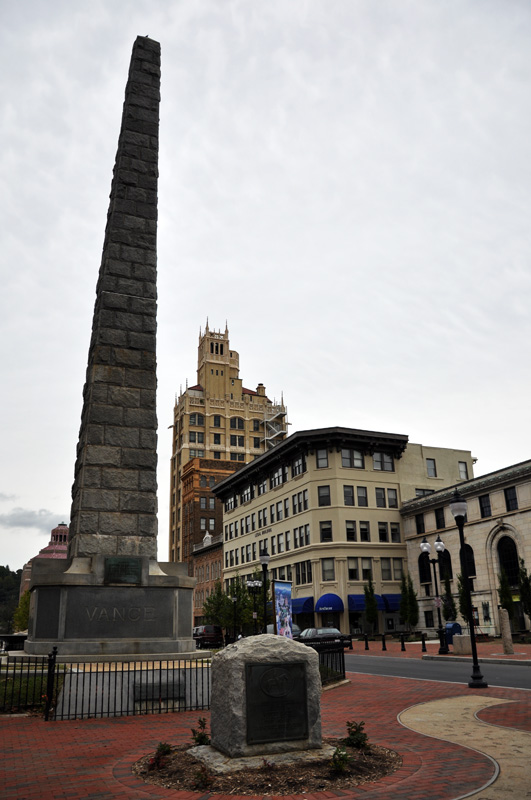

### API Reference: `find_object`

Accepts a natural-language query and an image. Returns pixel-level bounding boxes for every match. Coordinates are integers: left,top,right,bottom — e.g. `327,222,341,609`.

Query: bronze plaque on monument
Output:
104,557,142,585
245,662,308,745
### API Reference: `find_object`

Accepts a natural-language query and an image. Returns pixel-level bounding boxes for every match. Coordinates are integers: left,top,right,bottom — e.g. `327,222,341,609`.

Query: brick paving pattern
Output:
2,670,530,800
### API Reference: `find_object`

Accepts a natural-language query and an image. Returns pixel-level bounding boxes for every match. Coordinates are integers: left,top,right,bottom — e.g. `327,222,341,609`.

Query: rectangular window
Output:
504,487,518,512
209,518,215,531
381,558,392,581
270,504,275,523
424,610,434,628
258,510,263,528
390,523,401,543
415,513,425,534
375,488,386,508
252,542,257,560
435,507,445,529
387,488,398,508
240,485,252,504
276,501,283,521
200,497,207,510
373,452,394,471
277,533,284,553
321,557,335,581
346,520,357,542
200,517,206,530
230,435,244,447
416,488,434,498
285,530,291,551
284,498,290,518
426,458,437,477
320,520,332,542
271,536,276,555
245,515,250,533
209,497,215,510
303,489,309,510
343,485,355,506
246,544,251,562
360,521,370,542
213,433,221,445
213,415,221,427
341,448,364,469
292,455,306,477
251,513,256,531
253,419,260,431
318,485,331,506
316,448,328,468
357,486,368,507
479,494,492,518
189,431,197,443
258,479,268,496
458,461,469,480
214,451,220,459
393,558,403,580
378,522,389,542
271,466,287,488
361,557,372,580
253,437,260,448
348,557,359,580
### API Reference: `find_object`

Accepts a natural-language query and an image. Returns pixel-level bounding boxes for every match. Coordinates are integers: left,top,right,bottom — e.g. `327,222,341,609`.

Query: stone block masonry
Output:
68,37,161,560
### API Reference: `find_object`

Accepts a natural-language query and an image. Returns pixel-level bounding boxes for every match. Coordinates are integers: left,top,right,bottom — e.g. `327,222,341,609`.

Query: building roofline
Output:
212,426,409,497
400,458,531,514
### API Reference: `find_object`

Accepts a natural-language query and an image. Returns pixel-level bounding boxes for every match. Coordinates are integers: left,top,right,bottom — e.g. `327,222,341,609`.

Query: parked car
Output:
193,625,224,649
298,627,353,649
266,623,302,640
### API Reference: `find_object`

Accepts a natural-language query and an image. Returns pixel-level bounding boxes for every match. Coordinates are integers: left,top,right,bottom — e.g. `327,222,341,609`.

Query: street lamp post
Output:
259,548,270,633
246,579,262,635
420,535,449,654
450,489,488,688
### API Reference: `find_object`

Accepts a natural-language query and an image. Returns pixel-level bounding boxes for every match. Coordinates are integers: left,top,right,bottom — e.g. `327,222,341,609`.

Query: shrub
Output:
191,717,211,745
148,742,171,771
343,720,368,749
330,746,351,774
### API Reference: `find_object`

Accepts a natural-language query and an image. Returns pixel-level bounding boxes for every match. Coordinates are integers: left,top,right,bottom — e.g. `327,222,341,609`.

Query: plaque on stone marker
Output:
246,662,308,745
104,557,142,585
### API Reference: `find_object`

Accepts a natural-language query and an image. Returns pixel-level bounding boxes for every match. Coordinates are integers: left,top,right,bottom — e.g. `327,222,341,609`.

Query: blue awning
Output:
348,594,385,612
383,594,402,612
291,596,314,614
315,593,344,613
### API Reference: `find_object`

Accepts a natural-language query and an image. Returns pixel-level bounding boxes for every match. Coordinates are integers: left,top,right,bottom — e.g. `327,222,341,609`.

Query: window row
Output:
414,486,519,534
321,520,400,543
318,484,398,508
225,488,308,517
188,413,262,431
317,448,395,472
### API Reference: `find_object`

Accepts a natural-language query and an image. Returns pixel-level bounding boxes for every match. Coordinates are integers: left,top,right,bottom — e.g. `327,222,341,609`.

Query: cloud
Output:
0,508,65,535
0,493,17,503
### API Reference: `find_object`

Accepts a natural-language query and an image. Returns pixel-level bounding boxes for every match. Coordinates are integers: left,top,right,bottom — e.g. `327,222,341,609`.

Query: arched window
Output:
497,536,519,587
464,544,476,578
418,552,431,584
438,549,453,581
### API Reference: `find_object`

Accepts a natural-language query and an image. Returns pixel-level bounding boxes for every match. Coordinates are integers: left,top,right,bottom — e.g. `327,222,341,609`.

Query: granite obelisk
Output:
25,38,195,657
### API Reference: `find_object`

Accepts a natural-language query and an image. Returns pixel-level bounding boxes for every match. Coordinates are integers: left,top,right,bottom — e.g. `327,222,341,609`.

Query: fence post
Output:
381,634,387,651
44,646,57,721
364,634,369,651
421,633,427,653
400,634,406,652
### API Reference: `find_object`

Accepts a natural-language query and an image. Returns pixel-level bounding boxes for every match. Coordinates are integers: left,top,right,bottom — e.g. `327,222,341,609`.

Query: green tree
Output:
0,566,22,634
498,568,514,621
518,559,531,627
441,573,457,622
13,590,30,632
406,574,419,630
363,575,379,634
399,573,410,630
456,574,469,622
202,580,232,629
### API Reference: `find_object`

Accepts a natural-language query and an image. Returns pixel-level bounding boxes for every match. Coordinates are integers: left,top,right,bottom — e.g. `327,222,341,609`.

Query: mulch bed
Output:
133,739,401,795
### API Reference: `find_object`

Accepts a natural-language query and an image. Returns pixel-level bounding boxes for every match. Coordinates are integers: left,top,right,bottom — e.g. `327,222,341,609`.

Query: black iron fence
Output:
1,649,211,721
1,646,344,720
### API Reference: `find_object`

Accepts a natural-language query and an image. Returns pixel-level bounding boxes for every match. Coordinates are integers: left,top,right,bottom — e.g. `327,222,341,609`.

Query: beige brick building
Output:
213,426,474,635
168,323,288,566
401,460,531,636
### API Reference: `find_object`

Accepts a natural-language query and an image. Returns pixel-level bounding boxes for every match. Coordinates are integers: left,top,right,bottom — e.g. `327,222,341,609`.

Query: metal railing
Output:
1,649,211,721
318,647,345,685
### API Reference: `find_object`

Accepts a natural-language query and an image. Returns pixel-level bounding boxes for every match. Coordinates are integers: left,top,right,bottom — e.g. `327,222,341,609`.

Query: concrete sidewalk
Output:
1,669,530,799
350,636,531,663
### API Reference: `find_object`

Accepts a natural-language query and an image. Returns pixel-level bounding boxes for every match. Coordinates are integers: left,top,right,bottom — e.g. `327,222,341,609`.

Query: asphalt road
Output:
344,653,531,690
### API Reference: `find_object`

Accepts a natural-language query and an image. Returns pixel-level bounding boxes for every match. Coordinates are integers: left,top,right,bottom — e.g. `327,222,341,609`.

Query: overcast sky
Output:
1,0,530,572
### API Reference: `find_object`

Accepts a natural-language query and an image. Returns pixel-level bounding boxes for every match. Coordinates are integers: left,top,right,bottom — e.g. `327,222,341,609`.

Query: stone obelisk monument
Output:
25,37,195,657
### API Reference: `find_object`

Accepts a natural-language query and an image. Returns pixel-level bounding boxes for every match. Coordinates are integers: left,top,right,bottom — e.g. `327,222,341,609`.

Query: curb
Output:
422,655,531,666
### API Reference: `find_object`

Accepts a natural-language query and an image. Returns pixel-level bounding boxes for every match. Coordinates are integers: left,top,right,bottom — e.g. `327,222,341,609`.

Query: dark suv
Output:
193,625,224,649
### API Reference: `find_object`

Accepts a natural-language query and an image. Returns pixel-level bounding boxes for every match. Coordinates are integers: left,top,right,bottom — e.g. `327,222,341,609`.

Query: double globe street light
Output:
420,534,449,654
259,547,270,633
246,579,263,635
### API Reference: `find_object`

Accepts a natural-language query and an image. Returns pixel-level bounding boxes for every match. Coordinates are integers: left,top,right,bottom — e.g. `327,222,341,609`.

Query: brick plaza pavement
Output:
1,669,530,800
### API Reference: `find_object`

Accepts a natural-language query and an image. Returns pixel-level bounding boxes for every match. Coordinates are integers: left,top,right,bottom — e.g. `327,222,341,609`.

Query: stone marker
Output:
25,37,195,657
210,634,322,758
499,608,514,655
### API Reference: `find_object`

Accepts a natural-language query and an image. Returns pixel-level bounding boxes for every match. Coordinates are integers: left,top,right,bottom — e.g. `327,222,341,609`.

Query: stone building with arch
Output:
401,460,531,636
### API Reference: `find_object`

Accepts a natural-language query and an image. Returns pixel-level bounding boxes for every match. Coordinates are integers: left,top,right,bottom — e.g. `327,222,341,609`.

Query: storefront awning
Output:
382,594,402,613
315,593,344,613
291,596,314,614
348,594,385,612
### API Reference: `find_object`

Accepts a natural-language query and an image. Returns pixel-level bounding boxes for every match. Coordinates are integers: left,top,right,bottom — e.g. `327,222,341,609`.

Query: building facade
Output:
168,323,288,569
213,426,474,635
401,460,531,637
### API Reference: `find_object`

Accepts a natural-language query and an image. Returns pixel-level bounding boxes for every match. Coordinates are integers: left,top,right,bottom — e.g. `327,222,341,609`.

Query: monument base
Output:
190,743,336,774
24,556,195,657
